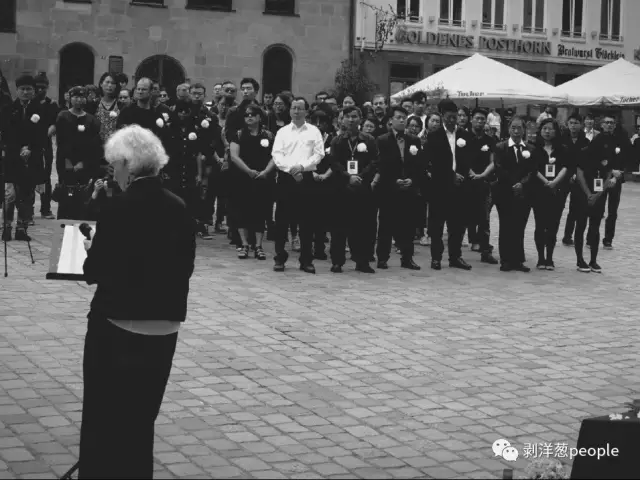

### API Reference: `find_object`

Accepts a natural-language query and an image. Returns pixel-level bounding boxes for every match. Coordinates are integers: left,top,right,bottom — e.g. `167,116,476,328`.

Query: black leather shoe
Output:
273,262,285,272
330,265,343,273
314,251,328,260
450,258,472,270
355,264,375,273
481,253,498,265
431,260,442,270
500,263,512,272
299,263,316,274
513,263,531,272
377,260,388,269
401,259,421,270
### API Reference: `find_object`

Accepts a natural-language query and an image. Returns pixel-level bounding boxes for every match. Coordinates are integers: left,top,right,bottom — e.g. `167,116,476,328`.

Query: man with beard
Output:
328,106,379,273
371,94,389,138
33,72,59,220
427,99,473,271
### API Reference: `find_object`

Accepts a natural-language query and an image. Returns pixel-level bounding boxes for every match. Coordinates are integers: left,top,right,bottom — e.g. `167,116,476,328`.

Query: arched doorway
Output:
262,45,293,96
59,43,95,102
135,55,185,101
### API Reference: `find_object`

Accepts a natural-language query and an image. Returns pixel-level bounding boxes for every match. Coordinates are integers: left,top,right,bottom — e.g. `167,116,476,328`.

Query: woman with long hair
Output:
531,118,571,270
229,104,276,259
457,106,471,131
95,73,121,144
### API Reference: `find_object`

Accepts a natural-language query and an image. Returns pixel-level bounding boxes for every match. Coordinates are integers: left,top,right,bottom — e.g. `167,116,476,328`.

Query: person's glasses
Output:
245,112,257,118
273,102,285,106
160,93,168,97
603,120,615,124
291,107,305,111
225,88,236,93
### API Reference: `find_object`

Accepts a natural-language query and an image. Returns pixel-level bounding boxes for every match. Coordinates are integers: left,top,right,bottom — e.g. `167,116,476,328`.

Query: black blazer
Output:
426,127,473,190
376,131,422,195
493,139,537,200
329,131,379,188
83,176,196,322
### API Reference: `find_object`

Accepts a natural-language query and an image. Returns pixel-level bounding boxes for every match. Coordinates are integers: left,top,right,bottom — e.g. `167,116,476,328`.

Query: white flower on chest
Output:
201,119,210,129
260,138,269,148
409,145,419,155
109,111,118,118
521,150,531,159
156,118,164,128
456,138,466,148
549,157,556,164
188,132,197,141
615,147,621,154
357,143,367,153
30,114,40,123
77,125,85,132
481,145,489,152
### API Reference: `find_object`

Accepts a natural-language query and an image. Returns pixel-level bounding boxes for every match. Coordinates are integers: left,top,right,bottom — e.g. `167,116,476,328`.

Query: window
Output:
265,0,294,15
523,0,545,34
390,63,421,96
562,0,583,37
439,0,463,26
0,0,17,33
397,0,421,22
130,0,164,5
187,0,232,11
600,0,621,41
108,56,124,74
262,46,293,96
482,0,505,30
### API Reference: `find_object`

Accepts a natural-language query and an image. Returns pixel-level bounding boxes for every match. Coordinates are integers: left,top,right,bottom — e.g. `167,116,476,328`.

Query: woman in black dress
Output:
229,104,276,260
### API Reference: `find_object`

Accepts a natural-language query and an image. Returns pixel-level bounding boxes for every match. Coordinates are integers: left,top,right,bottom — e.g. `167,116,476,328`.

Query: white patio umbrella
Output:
391,53,566,104
555,58,640,106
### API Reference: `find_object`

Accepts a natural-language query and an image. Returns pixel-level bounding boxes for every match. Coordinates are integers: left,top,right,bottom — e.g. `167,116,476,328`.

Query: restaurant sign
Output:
557,44,624,61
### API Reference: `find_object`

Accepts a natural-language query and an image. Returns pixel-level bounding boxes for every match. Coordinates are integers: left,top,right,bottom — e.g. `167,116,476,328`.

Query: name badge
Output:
594,178,604,192
347,160,358,175
545,164,555,178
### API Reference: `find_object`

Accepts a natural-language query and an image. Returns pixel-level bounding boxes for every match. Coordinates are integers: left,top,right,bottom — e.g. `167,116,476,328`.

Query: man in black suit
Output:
426,99,473,271
375,106,422,270
328,106,379,273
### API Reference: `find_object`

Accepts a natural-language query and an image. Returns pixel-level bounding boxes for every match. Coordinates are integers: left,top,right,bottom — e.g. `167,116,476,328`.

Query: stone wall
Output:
0,0,352,101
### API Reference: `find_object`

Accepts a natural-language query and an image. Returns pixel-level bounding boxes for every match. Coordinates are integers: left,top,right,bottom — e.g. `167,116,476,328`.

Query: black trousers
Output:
79,315,177,479
467,181,492,253
575,193,606,263
41,141,54,213
330,188,376,266
603,182,622,243
274,173,320,265
376,193,416,262
496,194,531,265
563,185,579,241
532,189,566,261
430,187,467,262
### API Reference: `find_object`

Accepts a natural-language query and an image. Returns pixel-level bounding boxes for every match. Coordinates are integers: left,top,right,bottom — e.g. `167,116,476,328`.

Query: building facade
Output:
356,0,640,100
0,0,353,102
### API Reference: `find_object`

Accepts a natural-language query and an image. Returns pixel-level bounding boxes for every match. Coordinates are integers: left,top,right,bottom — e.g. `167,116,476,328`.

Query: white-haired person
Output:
80,125,196,478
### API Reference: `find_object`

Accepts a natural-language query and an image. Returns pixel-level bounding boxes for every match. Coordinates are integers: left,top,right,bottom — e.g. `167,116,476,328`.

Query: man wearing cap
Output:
1,75,47,242
33,72,59,220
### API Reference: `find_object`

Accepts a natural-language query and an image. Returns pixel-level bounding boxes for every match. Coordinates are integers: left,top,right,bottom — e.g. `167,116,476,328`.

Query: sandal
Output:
238,245,249,259
255,246,267,260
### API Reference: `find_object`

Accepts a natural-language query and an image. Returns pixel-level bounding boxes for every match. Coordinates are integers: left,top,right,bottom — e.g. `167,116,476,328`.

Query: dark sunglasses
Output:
225,88,236,93
245,112,258,118
159,93,168,97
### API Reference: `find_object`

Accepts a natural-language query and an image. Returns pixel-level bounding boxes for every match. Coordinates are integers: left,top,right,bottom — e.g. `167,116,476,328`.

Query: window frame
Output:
389,62,422,98
186,0,234,12
561,0,585,38
439,0,464,27
600,0,622,42
522,0,546,35
129,0,166,7
481,0,506,31
0,0,17,33
264,0,296,16
397,0,423,24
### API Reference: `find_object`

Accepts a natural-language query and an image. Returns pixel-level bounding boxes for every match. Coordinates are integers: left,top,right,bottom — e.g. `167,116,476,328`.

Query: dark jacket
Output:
0,99,48,185
328,131,379,190
55,110,102,181
426,126,474,191
493,139,537,201
588,131,628,183
561,131,590,173
83,176,196,322
376,131,422,195
530,142,572,193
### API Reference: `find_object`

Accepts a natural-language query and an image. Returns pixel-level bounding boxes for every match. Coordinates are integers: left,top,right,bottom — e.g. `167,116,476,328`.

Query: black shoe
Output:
577,259,590,272
536,259,546,270
377,260,388,269
449,258,472,270
562,238,574,246
41,211,56,220
14,229,31,242
481,253,498,265
512,263,531,273
500,263,512,272
314,251,328,261
299,263,316,274
603,241,613,250
273,262,285,272
2,227,11,242
546,260,555,271
330,265,343,273
355,264,375,273
431,260,442,270
401,259,421,270
589,261,602,273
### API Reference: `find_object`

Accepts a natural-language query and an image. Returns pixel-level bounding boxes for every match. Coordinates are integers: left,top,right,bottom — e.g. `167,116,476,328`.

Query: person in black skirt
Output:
228,104,276,260
531,118,572,270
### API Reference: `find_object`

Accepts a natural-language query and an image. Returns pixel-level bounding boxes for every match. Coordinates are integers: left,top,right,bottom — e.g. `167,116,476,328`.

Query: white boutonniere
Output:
325,147,331,155
615,147,621,154
549,157,556,164
109,111,118,118
357,143,367,153
77,125,85,132
156,118,164,128
409,145,419,155
201,119,210,129
609,414,624,420
162,113,169,121
601,159,608,167
30,114,40,124
188,132,197,141
521,150,531,159
260,138,269,148
481,145,489,152
456,138,466,148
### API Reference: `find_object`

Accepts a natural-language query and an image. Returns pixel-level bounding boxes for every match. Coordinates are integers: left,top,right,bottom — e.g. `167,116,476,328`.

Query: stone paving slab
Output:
1,184,640,479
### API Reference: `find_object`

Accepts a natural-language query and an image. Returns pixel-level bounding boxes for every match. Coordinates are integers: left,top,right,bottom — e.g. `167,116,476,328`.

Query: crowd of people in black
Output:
0,71,635,275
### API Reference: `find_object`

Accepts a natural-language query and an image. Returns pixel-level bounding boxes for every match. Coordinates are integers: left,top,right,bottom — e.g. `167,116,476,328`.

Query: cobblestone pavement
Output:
1,184,640,479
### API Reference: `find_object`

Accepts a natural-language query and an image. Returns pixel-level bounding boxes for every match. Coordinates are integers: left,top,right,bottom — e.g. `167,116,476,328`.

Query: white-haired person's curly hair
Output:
105,125,168,180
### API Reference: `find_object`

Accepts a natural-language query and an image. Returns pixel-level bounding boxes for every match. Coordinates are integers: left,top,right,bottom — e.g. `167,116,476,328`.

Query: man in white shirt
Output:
272,97,325,273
